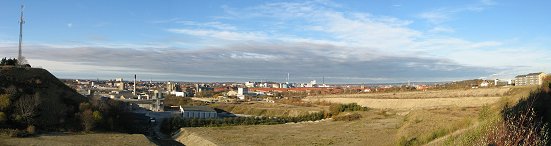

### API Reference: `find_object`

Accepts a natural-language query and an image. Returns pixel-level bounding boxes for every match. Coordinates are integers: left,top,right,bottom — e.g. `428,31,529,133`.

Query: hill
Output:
0,67,88,131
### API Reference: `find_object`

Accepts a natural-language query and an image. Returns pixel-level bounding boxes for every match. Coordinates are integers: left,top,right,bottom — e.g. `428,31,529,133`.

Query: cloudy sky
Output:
0,0,550,83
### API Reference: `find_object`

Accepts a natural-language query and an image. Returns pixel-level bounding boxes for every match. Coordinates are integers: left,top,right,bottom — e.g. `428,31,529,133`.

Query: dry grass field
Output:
174,111,402,146
307,96,500,110
305,87,510,110
173,87,534,146
173,107,482,146
0,133,155,146
310,87,511,99
210,102,327,117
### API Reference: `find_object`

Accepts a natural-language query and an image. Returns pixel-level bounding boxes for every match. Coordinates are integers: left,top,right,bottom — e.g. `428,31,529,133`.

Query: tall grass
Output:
482,89,550,146
446,79,551,145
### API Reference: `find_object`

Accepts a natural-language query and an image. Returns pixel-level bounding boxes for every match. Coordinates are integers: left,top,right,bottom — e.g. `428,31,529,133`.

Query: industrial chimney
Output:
133,74,137,96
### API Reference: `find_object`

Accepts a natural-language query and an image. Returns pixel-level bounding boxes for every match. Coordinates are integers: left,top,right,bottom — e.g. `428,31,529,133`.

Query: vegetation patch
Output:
329,103,369,116
445,76,551,145
161,112,328,135
333,113,361,121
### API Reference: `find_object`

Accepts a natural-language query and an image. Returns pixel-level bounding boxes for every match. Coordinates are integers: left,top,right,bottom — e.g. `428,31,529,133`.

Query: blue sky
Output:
0,0,550,83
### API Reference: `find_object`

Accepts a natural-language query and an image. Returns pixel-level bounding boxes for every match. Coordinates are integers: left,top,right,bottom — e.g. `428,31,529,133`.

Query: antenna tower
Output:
18,4,25,65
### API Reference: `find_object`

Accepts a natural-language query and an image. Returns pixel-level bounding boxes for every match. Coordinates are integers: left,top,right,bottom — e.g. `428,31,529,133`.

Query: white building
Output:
170,91,186,97
180,106,217,119
238,88,248,95
480,80,489,87
245,82,255,88
515,72,547,86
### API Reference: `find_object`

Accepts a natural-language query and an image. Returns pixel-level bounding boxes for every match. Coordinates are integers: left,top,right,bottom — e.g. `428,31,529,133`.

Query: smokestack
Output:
286,73,290,84
133,74,137,96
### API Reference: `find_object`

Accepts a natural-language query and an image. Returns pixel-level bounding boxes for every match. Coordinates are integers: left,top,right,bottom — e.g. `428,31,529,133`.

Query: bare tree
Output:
81,109,95,131
14,94,40,125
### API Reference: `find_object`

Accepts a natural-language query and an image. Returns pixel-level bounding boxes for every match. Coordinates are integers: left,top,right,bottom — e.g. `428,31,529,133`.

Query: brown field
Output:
0,133,155,146
174,111,402,146
307,96,500,110
210,102,327,117
305,88,510,110
173,87,533,146
174,107,481,146
310,87,511,99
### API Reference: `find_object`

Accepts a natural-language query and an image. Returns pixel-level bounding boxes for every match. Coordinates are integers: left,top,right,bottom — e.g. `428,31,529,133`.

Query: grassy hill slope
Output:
0,67,88,131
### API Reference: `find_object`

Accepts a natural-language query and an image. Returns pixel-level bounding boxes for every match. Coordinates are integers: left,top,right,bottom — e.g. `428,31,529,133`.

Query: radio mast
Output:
18,4,25,65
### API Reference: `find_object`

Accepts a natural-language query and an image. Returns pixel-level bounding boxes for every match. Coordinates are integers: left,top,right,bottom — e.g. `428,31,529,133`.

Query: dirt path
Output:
424,121,480,146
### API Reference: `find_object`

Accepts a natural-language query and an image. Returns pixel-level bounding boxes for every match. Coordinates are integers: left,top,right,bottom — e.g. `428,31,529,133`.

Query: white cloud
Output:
419,10,450,24
3,0,547,82
177,21,237,30
429,26,455,33
167,28,267,41
67,23,73,28
418,0,497,24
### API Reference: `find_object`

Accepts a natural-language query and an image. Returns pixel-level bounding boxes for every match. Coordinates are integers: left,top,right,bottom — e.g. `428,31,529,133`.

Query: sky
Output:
0,0,550,83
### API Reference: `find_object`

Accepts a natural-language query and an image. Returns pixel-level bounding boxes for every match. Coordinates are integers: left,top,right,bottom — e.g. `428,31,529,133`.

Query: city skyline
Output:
1,0,550,83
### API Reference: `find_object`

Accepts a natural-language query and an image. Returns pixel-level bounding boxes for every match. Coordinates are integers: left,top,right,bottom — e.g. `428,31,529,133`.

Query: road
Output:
135,110,184,146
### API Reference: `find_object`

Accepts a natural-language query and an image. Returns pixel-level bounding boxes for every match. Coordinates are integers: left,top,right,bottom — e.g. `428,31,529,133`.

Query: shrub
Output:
0,129,32,137
26,125,36,135
81,109,95,132
79,102,92,111
333,113,362,121
0,94,10,111
398,136,419,146
330,103,368,116
484,107,548,146
0,129,18,136
161,112,328,135
92,111,102,123
0,112,6,123
0,58,18,66
483,90,550,146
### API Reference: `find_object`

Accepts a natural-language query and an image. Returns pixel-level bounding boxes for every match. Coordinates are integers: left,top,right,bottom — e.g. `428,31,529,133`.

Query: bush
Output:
330,103,368,116
161,112,328,135
92,111,102,122
483,89,550,146
0,94,10,111
0,58,18,66
0,129,32,137
26,125,36,135
79,102,92,111
333,113,362,121
398,136,419,146
484,107,548,146
0,112,6,123
0,129,17,136
81,110,95,132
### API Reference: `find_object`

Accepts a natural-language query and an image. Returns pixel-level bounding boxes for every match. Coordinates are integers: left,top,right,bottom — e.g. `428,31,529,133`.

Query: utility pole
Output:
18,4,25,65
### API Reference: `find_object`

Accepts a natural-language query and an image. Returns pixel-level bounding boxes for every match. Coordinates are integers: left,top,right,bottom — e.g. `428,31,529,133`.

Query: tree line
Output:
161,103,370,135
0,58,18,66
161,111,327,135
